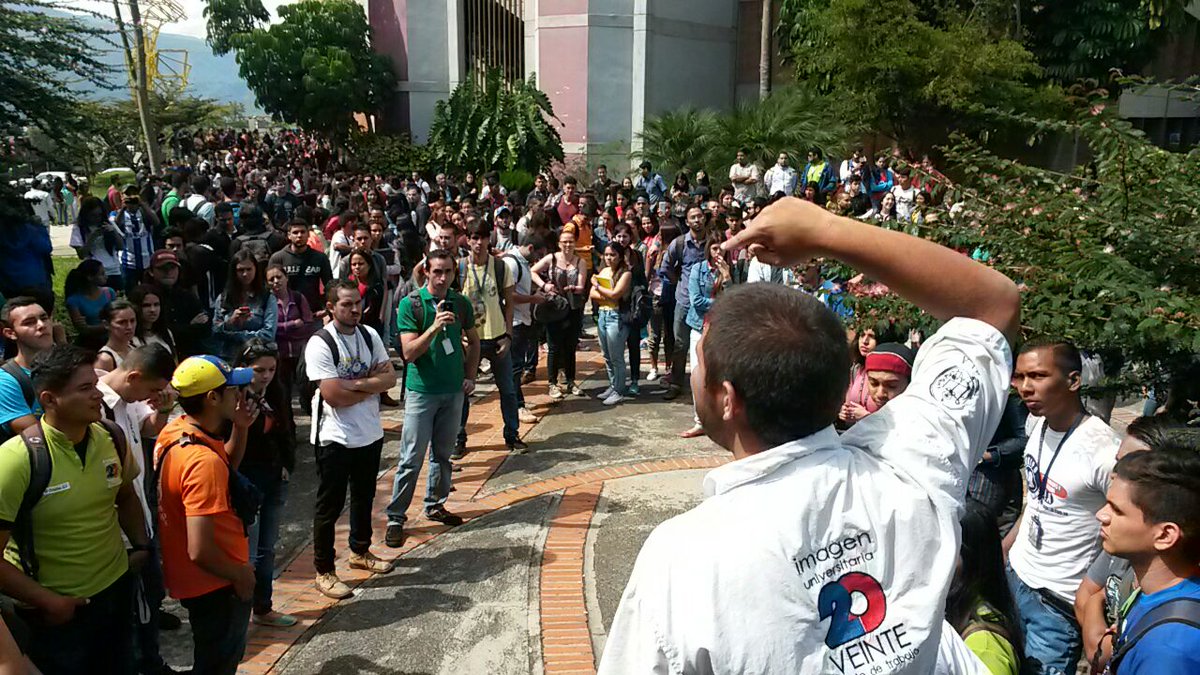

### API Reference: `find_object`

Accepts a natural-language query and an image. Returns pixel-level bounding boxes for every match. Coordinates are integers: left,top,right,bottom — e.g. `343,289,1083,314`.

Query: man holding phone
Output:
386,250,480,548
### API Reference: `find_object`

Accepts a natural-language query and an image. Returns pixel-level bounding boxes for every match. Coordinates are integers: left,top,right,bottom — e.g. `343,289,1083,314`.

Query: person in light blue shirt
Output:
634,161,668,205
1097,443,1200,674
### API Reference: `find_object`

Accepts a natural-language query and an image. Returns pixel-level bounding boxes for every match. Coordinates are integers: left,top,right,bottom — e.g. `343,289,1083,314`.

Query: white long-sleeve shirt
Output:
762,165,798,197
598,317,1011,675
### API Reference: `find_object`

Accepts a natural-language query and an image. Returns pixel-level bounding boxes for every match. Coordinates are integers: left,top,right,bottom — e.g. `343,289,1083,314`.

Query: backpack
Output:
0,361,35,443
296,325,379,439
623,280,653,329
405,289,470,335
12,419,127,579
1108,597,1200,673
234,230,273,264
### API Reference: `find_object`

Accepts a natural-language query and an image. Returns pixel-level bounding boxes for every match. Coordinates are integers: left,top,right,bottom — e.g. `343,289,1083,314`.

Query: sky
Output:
83,0,289,41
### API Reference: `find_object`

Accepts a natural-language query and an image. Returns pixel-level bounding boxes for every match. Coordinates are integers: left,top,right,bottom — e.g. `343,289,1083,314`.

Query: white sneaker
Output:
646,368,660,382
548,384,565,400
602,392,624,406
518,407,539,424
598,387,615,400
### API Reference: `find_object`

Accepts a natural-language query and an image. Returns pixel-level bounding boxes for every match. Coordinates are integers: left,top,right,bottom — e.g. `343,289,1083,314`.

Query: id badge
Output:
1028,513,1044,551
442,336,455,355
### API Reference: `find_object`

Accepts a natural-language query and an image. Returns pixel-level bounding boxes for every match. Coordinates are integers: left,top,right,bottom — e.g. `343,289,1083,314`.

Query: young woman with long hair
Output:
70,196,124,289
95,299,138,371
235,339,298,629
64,258,117,346
532,228,588,400
946,505,1024,675
213,249,278,360
679,235,731,438
841,319,902,426
613,225,648,396
128,284,176,357
589,241,633,406
266,264,313,426
346,248,385,333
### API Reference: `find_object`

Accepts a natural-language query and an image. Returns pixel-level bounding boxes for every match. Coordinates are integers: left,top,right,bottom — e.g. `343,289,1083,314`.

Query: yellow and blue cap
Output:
171,355,253,398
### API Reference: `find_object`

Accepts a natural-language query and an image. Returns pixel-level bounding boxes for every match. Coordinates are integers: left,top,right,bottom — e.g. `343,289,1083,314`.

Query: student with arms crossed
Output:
599,196,1020,674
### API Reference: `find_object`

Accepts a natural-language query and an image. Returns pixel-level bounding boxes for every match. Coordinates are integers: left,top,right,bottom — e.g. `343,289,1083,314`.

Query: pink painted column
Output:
536,1,589,150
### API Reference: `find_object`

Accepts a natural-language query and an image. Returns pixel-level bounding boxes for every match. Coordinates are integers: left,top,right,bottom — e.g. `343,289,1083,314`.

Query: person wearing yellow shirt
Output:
947,506,1024,675
589,242,633,406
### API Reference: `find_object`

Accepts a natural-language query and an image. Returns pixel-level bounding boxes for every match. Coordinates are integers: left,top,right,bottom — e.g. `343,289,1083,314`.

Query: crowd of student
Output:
0,129,1194,675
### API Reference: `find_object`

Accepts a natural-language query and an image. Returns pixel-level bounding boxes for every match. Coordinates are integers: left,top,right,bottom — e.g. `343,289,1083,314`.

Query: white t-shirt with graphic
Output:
598,318,1012,675
1009,414,1120,602
892,185,917,222
305,323,390,448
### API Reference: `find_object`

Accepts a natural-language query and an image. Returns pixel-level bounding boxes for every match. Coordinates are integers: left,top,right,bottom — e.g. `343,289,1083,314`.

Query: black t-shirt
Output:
268,246,332,312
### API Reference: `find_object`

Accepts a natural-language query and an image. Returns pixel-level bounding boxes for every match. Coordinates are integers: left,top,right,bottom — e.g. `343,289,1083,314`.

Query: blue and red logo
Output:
817,572,887,648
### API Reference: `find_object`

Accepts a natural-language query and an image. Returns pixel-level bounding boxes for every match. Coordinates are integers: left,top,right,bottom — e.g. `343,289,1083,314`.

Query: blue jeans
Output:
511,322,539,408
670,300,692,389
1007,565,1082,675
458,338,520,445
244,464,289,615
388,389,465,524
180,585,253,675
597,308,628,395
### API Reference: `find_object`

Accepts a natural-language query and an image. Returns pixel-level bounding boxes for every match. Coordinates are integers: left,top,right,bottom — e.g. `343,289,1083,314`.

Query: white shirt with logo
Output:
305,323,390,448
598,318,1012,675
1008,414,1119,602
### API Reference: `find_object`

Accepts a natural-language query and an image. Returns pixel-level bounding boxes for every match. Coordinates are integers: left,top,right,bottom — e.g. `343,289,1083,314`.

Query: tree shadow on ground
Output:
316,654,429,674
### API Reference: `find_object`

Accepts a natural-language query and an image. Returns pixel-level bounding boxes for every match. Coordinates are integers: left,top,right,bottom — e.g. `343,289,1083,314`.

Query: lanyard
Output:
1035,412,1086,502
469,258,490,295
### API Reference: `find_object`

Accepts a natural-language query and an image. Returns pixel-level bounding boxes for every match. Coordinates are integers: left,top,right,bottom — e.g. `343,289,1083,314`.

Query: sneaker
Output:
568,383,585,397
662,384,681,401
518,407,539,424
646,368,660,382
315,572,353,599
450,441,467,460
349,550,394,575
522,371,535,385
548,384,565,400
385,523,406,548
629,384,640,397
507,438,529,453
598,386,615,400
602,392,624,406
480,360,492,375
252,611,298,627
426,504,464,526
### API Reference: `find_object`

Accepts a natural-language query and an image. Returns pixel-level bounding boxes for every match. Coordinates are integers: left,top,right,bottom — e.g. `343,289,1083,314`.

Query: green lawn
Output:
52,255,77,336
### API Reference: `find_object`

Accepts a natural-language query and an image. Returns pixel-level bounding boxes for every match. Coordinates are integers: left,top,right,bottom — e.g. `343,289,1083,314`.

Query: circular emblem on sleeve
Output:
929,363,981,410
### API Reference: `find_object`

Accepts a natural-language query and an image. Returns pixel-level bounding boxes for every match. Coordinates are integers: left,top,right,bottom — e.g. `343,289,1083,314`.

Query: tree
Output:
634,87,859,179
205,0,395,137
776,0,1059,150
110,0,162,174
844,97,1200,400
759,0,772,100
1022,1,1177,84
427,70,564,175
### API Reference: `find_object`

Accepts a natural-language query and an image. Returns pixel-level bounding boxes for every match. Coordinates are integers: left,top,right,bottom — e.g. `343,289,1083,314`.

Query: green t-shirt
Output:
0,421,136,598
396,288,474,395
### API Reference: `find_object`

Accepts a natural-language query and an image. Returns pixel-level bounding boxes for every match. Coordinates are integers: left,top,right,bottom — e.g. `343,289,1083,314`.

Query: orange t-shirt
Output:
565,215,594,272
155,416,249,600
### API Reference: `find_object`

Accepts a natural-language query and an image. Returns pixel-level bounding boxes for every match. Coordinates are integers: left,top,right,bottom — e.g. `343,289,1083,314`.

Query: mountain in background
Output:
56,10,261,111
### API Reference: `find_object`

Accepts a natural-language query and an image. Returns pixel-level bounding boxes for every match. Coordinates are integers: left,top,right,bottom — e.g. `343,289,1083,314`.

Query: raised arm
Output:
724,198,1019,342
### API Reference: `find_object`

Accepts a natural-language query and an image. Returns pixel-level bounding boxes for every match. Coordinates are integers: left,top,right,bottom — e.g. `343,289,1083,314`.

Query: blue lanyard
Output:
1035,412,1086,502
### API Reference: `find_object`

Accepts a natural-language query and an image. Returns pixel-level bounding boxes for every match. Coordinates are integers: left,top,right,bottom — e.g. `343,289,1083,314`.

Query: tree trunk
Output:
759,0,772,100
112,0,162,174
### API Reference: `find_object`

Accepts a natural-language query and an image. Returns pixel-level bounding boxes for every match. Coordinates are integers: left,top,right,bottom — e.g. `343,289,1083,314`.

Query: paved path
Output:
152,337,1144,674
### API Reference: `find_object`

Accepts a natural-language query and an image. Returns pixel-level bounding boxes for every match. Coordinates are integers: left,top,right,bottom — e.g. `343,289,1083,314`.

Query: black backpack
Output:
0,360,35,443
12,419,128,579
234,230,273,264
296,325,379,437
1108,597,1200,673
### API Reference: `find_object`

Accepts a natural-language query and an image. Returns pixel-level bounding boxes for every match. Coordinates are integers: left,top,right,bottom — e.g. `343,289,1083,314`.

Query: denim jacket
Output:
686,260,721,331
212,291,279,358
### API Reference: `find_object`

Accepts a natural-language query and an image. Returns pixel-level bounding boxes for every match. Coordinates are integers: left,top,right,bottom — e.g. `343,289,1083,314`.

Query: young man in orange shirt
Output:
156,355,260,675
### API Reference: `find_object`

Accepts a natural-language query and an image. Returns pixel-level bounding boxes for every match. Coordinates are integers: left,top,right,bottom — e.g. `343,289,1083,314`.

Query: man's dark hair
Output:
809,146,823,158
1126,414,1200,455
427,249,456,267
219,176,237,199
1018,337,1083,377
1114,447,1200,559
325,279,360,305
1,297,43,327
563,176,578,187
703,284,849,445
31,344,96,395
190,174,211,195
171,172,188,190
597,164,607,171
465,218,490,239
520,232,546,250
182,217,208,242
162,227,183,243
214,201,235,217
239,203,264,231
287,219,309,232
168,206,192,230
122,343,176,381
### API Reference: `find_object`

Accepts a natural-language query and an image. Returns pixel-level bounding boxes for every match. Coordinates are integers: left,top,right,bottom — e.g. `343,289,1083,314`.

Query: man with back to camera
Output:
1005,338,1121,675
598,196,1021,674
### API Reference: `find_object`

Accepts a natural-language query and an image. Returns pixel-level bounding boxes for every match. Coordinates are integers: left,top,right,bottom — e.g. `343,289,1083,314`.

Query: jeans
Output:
511,322,539,408
180,586,253,675
243,463,289,614
646,295,675,371
458,338,520,446
546,307,584,386
597,309,628,395
625,323,642,391
312,440,383,575
1006,565,1082,675
387,390,465,525
18,572,134,675
669,300,692,389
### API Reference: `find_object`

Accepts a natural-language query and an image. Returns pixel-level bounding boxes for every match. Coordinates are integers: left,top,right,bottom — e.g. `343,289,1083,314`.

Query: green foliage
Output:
635,87,858,179
203,0,270,56
211,0,396,137
0,0,112,218
1024,1,1165,83
777,0,1058,148
427,70,564,175
348,131,430,176
847,99,1200,393
499,170,535,196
